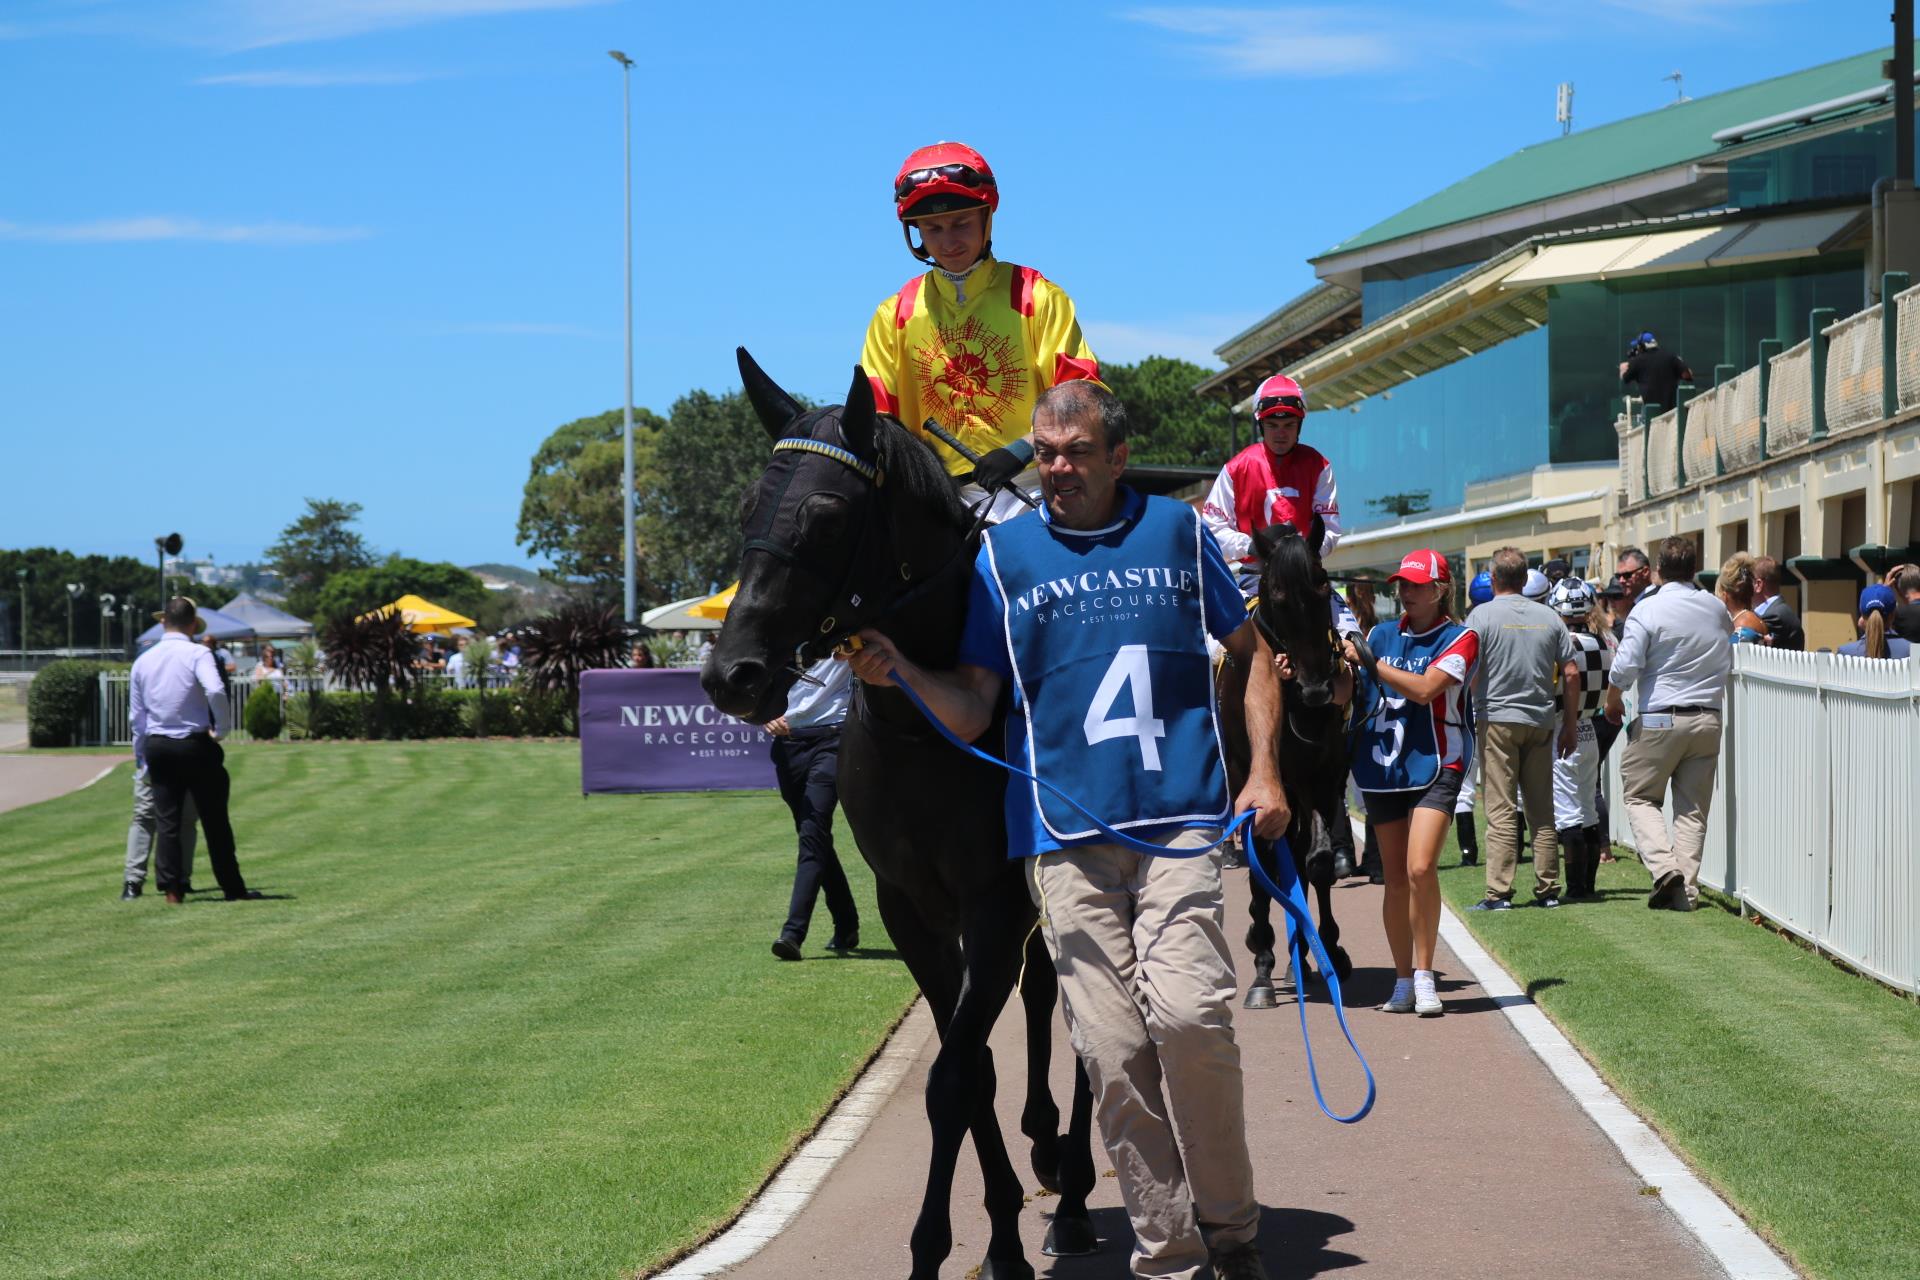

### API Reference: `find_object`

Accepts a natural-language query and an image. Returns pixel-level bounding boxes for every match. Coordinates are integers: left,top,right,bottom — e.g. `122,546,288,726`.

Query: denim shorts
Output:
1361,766,1465,825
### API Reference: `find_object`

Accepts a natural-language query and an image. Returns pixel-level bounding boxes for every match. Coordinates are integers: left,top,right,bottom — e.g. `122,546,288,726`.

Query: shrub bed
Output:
27,660,125,747
243,682,285,741
304,687,573,740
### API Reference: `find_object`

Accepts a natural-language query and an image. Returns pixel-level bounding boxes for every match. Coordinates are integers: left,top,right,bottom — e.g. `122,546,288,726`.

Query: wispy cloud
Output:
1083,316,1261,368
1123,7,1402,77
5,0,615,50
1551,0,1793,25
195,68,442,87
0,217,372,244
444,322,602,338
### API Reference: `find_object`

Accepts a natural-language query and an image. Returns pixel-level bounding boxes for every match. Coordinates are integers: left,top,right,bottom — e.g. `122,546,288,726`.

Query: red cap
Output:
1254,373,1307,422
1389,549,1450,586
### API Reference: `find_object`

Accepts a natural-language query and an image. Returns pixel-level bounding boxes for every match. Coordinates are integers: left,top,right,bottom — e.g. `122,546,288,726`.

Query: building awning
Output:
1499,207,1865,289
1279,244,1544,411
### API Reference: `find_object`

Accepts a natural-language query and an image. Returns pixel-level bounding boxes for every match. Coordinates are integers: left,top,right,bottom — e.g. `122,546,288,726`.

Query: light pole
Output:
65,583,84,655
13,568,28,652
98,593,116,650
122,595,136,656
609,48,637,625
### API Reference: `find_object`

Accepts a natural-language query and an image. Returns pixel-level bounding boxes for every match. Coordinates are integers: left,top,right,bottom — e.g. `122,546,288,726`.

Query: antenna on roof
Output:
1556,81,1574,135
1662,70,1689,105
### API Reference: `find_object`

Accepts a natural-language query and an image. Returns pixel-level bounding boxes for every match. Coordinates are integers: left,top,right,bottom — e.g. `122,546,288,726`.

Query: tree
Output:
309,556,490,626
516,408,667,599
1369,491,1432,518
1100,357,1239,468
1,547,160,652
266,499,376,620
637,388,802,601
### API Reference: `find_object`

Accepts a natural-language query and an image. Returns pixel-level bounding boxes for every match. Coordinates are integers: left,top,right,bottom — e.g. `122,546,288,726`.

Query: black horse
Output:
1216,521,1355,1009
702,350,1095,1280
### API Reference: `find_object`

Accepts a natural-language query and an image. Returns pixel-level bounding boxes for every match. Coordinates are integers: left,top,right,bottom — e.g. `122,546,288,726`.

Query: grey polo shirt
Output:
1467,593,1575,728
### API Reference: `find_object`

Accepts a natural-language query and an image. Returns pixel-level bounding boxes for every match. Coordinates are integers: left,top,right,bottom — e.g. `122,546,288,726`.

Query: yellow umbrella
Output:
687,582,737,620
357,593,478,633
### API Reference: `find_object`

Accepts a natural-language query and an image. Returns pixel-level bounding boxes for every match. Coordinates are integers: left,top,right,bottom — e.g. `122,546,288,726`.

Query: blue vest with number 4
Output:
981,492,1230,854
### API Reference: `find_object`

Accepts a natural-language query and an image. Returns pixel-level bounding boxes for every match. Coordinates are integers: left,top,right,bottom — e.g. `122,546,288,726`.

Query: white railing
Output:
1710,367,1763,473
95,671,519,745
1646,408,1681,496
1619,417,1648,506
1897,280,1920,411
1680,382,1724,485
1765,339,1815,455
1604,647,1920,995
1822,304,1884,438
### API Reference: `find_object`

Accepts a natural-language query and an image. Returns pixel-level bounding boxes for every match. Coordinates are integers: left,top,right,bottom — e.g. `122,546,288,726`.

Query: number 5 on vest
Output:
1084,644,1167,771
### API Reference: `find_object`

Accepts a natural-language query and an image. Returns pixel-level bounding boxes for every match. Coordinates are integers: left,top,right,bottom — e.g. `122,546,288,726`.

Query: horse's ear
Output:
738,346,803,441
840,365,876,458
1251,522,1293,563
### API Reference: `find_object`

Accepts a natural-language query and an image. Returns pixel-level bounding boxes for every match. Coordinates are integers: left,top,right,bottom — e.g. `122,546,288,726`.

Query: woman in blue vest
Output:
1353,550,1480,1017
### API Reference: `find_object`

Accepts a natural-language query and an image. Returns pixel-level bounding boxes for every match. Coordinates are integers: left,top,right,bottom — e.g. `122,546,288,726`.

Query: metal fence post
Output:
1883,272,1910,420
1809,306,1837,442
1674,382,1694,484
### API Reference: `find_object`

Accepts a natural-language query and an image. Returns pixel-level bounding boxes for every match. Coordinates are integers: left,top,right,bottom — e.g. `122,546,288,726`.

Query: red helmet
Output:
1253,373,1307,423
894,142,999,222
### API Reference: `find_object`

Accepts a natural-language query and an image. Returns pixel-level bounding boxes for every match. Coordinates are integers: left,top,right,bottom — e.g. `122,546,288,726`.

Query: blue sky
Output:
0,0,1883,579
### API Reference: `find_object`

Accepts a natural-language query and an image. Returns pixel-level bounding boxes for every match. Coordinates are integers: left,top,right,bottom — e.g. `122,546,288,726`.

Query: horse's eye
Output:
797,492,852,541
738,483,761,527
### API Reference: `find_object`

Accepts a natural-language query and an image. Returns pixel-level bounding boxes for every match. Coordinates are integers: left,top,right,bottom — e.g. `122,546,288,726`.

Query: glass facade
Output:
1361,260,1481,322
1546,255,1863,456
1727,116,1912,208
1318,327,1549,529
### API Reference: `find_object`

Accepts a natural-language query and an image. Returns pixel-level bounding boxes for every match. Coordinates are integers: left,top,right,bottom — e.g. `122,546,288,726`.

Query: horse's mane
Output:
1260,525,1321,605
870,413,973,533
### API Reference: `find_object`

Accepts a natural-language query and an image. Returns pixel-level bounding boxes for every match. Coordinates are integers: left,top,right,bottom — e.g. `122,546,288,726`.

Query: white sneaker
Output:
1413,971,1443,1017
1379,978,1415,1013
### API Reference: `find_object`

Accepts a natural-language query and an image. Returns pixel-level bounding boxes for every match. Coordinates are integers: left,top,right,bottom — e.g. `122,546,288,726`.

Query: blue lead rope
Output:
885,669,1376,1124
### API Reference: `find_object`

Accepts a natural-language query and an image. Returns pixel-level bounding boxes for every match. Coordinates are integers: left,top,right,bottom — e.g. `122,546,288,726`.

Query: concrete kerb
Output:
648,1000,935,1279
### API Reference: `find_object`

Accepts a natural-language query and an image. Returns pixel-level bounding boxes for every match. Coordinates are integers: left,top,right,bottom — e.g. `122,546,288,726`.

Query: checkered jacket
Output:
1567,627,1613,715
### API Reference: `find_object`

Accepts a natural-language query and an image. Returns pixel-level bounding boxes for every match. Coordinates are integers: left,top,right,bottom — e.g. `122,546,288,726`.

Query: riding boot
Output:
1583,825,1606,896
1328,811,1356,880
1454,810,1479,867
1556,827,1587,899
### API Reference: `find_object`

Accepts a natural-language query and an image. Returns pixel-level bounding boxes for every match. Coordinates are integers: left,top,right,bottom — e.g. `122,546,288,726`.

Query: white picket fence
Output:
93,671,515,746
1603,646,1920,995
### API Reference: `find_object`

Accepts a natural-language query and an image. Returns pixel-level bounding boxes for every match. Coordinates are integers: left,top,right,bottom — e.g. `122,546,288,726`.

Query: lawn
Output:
1434,818,1920,1280
0,741,916,1280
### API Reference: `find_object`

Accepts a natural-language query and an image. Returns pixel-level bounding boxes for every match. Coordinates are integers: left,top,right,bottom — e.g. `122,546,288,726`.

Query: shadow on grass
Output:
1038,1203,1360,1277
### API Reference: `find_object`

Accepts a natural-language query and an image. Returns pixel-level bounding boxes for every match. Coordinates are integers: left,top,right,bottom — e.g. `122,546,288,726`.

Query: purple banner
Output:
579,668,777,793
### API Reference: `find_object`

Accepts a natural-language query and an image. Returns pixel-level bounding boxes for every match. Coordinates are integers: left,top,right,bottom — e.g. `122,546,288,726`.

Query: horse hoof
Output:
1332,947,1354,981
1244,985,1277,1010
976,1255,1037,1280
1043,1213,1099,1257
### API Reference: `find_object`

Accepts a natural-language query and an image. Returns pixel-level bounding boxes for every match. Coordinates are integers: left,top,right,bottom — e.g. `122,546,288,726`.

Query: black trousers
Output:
145,733,247,898
771,729,856,944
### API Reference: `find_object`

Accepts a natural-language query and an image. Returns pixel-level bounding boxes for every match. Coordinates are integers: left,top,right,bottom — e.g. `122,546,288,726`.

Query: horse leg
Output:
1043,1057,1098,1258
1243,840,1279,1009
1016,926,1062,1192
1307,799,1353,982
911,902,1035,1280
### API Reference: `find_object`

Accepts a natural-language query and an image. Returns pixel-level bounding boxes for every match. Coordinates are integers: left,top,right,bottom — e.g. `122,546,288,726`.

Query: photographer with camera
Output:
1619,329,1693,414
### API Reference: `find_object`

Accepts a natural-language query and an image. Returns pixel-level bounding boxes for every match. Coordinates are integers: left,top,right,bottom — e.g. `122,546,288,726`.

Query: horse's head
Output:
1252,517,1339,708
703,348,969,724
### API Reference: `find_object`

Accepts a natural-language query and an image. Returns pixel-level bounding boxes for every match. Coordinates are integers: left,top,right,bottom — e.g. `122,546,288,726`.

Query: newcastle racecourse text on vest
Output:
1014,566,1199,625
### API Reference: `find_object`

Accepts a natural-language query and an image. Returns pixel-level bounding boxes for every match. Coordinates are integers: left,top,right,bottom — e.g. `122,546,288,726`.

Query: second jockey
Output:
1204,374,1357,636
861,141,1100,523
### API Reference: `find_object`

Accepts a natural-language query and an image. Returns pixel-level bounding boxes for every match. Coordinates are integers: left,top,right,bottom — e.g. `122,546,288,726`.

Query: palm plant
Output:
321,610,420,736
516,603,630,734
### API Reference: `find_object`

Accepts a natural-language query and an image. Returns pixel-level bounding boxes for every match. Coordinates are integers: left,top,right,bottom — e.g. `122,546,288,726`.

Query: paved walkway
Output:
0,750,126,816
703,868,1734,1280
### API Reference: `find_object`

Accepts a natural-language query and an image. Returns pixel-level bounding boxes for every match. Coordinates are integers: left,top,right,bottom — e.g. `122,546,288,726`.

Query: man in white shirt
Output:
130,597,260,904
766,655,858,960
1604,538,1733,911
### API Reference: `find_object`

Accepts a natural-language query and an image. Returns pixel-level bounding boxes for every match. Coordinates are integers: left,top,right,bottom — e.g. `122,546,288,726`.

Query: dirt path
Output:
703,867,1726,1279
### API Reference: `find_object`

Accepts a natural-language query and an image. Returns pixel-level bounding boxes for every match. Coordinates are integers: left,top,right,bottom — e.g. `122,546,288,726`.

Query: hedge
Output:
303,687,573,740
27,660,124,747
243,682,285,741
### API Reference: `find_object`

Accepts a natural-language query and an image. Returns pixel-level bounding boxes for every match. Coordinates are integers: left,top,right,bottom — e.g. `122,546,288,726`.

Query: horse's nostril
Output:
723,658,768,694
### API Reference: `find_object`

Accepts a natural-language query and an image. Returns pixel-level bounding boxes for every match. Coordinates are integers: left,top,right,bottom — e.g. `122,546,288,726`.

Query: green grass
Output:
1435,817,1920,1280
0,742,915,1280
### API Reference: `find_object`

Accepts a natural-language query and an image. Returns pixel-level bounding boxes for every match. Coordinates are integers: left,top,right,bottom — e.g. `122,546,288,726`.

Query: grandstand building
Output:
1205,44,1918,634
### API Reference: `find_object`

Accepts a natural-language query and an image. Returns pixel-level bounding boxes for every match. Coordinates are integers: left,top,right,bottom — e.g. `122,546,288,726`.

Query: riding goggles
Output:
894,164,995,200
1255,394,1307,422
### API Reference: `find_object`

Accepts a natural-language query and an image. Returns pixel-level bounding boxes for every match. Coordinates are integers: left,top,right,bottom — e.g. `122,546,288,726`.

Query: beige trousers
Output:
1480,721,1562,901
1620,710,1722,906
1028,829,1258,1280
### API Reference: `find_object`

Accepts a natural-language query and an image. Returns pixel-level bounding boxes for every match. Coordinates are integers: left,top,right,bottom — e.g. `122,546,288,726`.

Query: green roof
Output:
1320,45,1906,260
